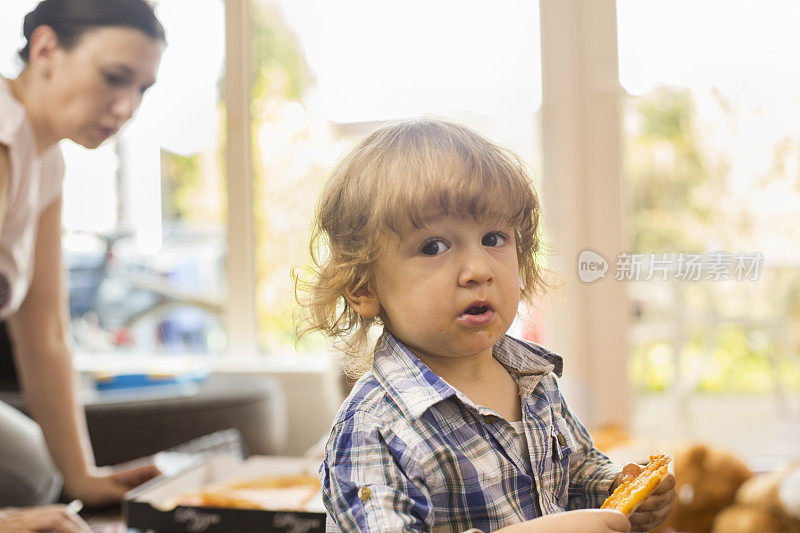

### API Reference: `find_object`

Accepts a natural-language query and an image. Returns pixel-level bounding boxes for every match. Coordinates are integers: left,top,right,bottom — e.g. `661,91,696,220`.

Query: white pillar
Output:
118,130,163,255
540,0,630,429
224,0,258,356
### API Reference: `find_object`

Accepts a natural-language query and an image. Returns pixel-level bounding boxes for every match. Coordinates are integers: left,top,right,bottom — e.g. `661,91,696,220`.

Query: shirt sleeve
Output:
321,410,433,532
558,392,622,510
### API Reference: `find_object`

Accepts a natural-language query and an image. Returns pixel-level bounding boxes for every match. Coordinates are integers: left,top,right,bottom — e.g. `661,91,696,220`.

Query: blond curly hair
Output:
294,119,547,377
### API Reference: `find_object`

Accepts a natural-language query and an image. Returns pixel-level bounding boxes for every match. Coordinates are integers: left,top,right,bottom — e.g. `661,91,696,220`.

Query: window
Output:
618,0,800,457
1,0,228,355
4,0,796,458
250,0,545,354
1,0,546,359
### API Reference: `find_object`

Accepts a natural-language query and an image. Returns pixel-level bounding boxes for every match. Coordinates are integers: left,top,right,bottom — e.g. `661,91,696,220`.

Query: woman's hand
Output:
610,463,676,532
497,509,631,533
65,463,160,507
0,505,91,533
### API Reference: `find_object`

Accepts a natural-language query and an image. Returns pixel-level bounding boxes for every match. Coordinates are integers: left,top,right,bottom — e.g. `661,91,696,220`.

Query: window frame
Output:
224,0,258,356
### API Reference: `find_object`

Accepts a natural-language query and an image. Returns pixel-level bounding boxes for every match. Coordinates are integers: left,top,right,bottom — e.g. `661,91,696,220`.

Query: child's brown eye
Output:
482,232,506,247
421,239,448,256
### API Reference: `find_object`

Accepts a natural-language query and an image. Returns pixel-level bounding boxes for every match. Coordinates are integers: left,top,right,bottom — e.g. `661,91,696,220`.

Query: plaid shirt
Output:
321,331,621,532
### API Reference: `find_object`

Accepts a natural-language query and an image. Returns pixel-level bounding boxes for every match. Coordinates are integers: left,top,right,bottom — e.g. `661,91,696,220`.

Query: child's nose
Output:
457,250,494,286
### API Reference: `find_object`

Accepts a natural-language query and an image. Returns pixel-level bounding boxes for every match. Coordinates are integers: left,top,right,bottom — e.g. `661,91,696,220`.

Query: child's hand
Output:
611,463,676,532
497,509,630,533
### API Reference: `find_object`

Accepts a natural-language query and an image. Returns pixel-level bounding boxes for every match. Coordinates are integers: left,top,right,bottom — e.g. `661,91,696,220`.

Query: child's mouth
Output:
458,303,496,326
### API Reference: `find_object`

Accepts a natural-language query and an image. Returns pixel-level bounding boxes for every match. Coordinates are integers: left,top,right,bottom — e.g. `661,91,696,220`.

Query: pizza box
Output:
124,454,326,533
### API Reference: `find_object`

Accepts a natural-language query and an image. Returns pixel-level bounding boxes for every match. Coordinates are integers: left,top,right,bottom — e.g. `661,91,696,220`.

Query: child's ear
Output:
344,283,380,318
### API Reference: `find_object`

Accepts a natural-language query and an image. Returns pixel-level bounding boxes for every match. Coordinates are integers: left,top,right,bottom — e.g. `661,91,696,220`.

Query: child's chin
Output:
457,332,501,352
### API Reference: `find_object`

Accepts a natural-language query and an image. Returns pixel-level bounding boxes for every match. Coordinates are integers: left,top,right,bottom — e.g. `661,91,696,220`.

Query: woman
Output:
0,0,165,528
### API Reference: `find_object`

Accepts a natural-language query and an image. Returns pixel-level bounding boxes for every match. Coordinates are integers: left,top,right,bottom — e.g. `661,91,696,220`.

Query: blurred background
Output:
1,0,798,466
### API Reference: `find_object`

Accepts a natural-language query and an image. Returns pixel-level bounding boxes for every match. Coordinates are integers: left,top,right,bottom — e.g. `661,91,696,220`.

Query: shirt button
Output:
358,486,371,501
556,433,567,446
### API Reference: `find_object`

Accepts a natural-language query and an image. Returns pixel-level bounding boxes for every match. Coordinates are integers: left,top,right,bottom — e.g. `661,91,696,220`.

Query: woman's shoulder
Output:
0,77,27,147
0,77,11,197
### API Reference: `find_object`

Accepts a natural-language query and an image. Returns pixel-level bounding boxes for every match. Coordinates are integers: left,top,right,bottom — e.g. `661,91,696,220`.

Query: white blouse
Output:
0,77,65,318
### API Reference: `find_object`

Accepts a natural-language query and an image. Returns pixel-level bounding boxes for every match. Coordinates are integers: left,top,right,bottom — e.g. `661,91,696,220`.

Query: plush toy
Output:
653,443,753,533
710,462,800,533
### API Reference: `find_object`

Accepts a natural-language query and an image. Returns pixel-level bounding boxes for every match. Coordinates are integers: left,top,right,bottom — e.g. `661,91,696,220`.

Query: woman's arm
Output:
8,198,157,506
7,198,96,498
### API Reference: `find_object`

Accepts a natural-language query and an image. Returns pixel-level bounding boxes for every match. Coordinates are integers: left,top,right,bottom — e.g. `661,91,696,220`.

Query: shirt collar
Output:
371,330,563,421
493,335,563,377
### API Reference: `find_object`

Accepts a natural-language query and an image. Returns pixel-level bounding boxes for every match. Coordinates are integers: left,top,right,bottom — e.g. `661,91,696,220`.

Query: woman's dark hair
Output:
18,0,166,63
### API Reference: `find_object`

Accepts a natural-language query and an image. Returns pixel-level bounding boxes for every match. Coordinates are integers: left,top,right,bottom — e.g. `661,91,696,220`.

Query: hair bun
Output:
18,2,47,63
21,8,40,40
21,0,57,40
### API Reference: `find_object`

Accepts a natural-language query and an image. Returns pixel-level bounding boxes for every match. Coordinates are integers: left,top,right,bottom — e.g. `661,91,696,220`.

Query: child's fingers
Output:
635,473,676,511
629,473,675,530
634,486,676,511
620,462,643,482
649,473,676,495
629,504,672,531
